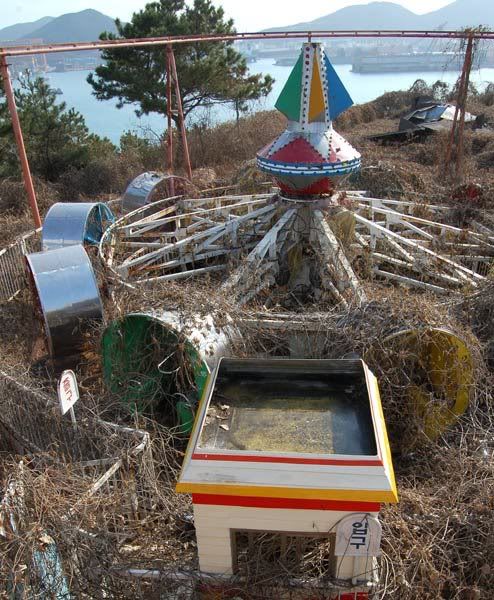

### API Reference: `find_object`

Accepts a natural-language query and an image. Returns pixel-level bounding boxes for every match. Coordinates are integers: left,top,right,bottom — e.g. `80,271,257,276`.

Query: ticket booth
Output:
176,358,398,598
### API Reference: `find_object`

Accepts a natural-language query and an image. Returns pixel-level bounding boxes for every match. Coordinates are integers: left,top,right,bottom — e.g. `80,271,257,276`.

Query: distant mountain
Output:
266,2,422,32
0,16,54,42
265,0,494,32
3,0,493,49
18,9,118,43
422,0,494,29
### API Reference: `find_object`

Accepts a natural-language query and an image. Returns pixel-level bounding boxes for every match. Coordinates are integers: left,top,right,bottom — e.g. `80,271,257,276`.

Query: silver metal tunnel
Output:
26,245,104,357
121,172,167,213
42,202,114,251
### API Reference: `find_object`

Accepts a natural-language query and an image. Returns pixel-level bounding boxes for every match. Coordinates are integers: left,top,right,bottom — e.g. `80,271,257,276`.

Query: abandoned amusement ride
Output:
0,36,491,599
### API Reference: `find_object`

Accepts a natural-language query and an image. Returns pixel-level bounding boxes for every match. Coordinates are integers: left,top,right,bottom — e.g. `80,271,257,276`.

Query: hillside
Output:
18,9,117,43
266,2,422,32
266,0,494,32
423,0,494,29
3,1,492,47
0,17,54,42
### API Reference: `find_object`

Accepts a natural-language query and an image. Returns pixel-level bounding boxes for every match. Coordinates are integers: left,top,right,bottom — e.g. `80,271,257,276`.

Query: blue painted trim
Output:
257,156,361,177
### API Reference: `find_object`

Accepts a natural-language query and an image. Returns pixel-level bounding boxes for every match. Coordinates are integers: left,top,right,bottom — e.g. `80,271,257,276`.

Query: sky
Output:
1,0,455,31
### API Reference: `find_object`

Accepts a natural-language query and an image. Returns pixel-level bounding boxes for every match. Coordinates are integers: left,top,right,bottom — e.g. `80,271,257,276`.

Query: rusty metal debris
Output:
369,97,491,145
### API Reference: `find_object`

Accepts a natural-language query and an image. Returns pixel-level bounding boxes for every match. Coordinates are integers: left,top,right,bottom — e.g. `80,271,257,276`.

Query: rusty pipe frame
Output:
0,44,190,226
454,36,475,183
2,30,494,58
165,45,192,192
0,55,41,228
1,30,492,227
443,35,475,183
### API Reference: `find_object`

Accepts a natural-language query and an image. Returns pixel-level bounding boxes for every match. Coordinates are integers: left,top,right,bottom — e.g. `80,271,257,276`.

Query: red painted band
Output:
192,452,383,467
192,493,381,513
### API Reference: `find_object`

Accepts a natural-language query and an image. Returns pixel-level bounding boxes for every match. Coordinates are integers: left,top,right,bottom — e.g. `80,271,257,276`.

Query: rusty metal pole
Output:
444,62,466,173
169,45,193,181
0,54,41,228
165,45,175,196
454,35,474,183
443,34,474,183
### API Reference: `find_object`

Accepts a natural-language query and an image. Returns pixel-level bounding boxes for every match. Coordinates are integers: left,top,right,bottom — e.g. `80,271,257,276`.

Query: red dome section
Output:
277,177,334,196
269,137,326,164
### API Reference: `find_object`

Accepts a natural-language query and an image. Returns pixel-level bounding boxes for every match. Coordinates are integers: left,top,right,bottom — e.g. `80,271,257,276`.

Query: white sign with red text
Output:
58,370,79,415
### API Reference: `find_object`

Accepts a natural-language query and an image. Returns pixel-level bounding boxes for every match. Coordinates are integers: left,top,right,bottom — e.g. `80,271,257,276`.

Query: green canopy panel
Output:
102,313,219,433
275,52,303,121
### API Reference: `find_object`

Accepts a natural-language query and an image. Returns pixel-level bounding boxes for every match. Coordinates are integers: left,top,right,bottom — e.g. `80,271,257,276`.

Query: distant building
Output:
352,52,463,73
2,39,48,77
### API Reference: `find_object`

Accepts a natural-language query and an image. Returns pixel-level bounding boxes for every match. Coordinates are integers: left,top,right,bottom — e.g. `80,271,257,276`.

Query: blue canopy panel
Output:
324,55,354,121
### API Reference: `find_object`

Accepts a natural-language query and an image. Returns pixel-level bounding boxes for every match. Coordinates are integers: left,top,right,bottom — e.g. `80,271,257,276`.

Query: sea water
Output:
39,58,494,145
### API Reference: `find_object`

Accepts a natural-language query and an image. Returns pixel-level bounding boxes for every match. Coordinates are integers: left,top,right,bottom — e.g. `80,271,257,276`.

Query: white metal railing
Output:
0,370,155,519
0,228,41,303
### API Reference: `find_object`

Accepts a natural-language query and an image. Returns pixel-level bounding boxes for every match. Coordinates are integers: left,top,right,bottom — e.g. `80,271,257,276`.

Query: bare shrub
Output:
188,111,285,169
58,153,145,201
0,177,59,216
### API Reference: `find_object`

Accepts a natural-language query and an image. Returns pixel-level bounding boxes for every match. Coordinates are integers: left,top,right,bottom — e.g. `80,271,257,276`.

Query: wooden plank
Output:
354,231,368,247
222,210,297,302
383,237,415,262
321,276,349,308
312,210,367,305
398,220,435,240
353,196,449,212
371,253,462,286
360,203,494,248
372,268,448,294
134,264,226,283
119,204,276,273
353,211,483,283
121,204,178,233
372,252,412,269
180,193,271,210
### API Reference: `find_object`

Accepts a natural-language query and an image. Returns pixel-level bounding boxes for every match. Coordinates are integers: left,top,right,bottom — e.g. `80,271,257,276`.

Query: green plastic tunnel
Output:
101,313,213,433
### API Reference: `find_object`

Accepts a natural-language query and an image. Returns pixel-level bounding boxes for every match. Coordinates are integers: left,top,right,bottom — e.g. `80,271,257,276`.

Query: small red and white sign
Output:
58,370,79,415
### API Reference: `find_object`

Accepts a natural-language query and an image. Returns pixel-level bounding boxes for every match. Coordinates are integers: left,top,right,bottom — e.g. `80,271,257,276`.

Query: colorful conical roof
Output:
257,42,361,197
275,43,354,125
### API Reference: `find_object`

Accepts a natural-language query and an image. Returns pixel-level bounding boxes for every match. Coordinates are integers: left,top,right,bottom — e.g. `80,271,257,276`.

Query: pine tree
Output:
87,0,273,124
0,74,113,180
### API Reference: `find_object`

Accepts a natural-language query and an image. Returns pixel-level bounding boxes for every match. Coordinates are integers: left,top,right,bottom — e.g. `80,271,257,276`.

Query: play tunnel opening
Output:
102,314,209,433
